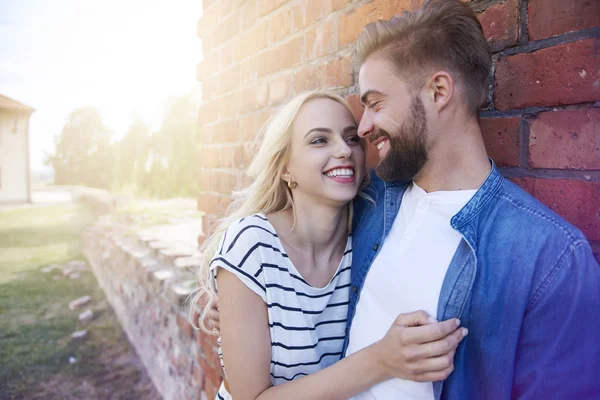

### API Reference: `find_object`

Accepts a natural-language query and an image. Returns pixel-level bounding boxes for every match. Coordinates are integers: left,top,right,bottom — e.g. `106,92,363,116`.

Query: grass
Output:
0,204,157,399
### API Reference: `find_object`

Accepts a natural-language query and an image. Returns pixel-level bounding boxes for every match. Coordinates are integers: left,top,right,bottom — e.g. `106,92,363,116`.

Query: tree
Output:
46,108,113,189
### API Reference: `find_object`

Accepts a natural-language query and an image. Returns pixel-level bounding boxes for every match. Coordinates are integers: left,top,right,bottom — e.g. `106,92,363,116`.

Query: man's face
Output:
358,56,429,182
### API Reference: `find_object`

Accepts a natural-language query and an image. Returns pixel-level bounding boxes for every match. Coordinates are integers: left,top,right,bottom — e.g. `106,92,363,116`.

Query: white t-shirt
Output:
346,182,476,400
210,214,352,400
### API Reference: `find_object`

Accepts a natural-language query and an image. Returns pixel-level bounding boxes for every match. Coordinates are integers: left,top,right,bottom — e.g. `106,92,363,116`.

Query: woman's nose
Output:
335,139,352,159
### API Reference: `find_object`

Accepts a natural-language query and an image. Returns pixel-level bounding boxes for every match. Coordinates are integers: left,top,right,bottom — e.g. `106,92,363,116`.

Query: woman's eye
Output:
346,135,361,144
310,137,326,145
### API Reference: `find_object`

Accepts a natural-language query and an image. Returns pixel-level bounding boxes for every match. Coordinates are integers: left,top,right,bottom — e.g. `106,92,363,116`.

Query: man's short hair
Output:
354,0,492,115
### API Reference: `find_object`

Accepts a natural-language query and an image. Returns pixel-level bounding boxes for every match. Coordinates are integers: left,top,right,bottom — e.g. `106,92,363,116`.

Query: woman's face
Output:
285,97,366,207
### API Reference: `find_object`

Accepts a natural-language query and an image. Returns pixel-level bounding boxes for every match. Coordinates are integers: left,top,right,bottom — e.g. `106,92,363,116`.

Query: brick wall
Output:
196,0,600,260
84,215,221,400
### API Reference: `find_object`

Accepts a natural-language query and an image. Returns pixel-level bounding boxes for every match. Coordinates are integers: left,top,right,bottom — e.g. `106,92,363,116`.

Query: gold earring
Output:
288,180,297,189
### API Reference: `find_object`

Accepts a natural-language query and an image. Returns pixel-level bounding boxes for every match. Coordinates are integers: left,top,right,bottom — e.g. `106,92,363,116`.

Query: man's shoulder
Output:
486,178,589,246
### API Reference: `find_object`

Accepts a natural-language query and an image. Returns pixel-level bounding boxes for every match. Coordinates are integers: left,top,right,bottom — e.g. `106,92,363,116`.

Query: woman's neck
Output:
268,198,349,263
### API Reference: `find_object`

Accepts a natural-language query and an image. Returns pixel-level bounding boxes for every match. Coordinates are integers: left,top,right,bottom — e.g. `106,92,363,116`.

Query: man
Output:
207,0,600,398
345,0,600,399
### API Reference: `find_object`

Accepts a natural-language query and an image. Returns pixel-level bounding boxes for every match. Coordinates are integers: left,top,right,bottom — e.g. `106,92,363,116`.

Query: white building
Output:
0,94,34,203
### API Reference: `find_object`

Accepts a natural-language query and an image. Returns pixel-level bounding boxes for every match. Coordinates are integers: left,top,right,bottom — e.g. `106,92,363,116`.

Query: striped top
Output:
209,214,352,400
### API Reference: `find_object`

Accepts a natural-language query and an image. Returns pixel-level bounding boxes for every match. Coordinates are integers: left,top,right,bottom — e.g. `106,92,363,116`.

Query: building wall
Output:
195,0,600,263
0,110,30,203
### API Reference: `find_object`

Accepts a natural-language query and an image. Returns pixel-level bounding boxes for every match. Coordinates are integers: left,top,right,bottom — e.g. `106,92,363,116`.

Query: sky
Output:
0,0,203,169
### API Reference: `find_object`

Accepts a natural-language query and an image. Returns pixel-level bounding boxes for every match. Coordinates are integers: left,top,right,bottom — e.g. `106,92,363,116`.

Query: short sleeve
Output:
209,219,267,302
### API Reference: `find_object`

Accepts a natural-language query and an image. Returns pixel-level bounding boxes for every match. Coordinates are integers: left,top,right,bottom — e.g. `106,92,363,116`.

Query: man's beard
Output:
372,96,428,182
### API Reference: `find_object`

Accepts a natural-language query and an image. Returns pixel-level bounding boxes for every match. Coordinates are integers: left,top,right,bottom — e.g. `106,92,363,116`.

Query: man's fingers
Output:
393,310,435,328
399,318,462,345
415,327,468,358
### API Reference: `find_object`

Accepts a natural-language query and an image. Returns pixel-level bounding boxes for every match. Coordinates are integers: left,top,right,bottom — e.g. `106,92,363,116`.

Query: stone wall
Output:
195,0,600,260
84,214,222,399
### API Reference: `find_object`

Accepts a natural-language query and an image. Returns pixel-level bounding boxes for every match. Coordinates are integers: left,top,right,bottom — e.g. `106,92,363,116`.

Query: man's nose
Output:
358,112,374,139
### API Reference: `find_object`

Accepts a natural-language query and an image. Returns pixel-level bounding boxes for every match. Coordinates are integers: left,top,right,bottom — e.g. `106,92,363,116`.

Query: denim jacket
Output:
345,161,600,399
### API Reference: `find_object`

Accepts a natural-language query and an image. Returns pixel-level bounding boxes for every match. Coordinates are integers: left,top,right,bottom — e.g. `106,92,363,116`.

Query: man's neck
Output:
414,119,491,193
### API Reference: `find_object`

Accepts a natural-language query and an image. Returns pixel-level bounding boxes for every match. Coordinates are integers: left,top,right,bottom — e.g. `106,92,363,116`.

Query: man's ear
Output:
424,71,454,112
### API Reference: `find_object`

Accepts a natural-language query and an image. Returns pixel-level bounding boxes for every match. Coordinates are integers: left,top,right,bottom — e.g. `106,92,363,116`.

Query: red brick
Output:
513,178,600,241
529,109,600,170
331,0,352,11
197,193,233,216
202,0,219,12
197,6,220,38
196,54,220,80
212,119,241,144
270,8,292,44
477,0,518,52
202,77,219,101
218,0,234,19
325,55,353,87
220,42,236,68
269,73,293,105
213,12,240,46
294,63,321,92
338,0,419,47
479,116,521,167
236,84,269,114
218,92,239,120
305,16,337,60
240,1,258,31
208,171,240,194
218,66,241,95
293,0,327,30
198,102,219,126
176,313,194,339
234,20,269,62
346,93,364,122
258,0,288,18
239,110,270,142
258,36,304,77
494,39,600,110
528,0,600,41
294,56,352,92
240,57,258,84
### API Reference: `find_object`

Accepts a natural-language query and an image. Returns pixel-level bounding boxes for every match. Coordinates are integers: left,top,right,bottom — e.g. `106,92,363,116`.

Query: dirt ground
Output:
0,203,162,400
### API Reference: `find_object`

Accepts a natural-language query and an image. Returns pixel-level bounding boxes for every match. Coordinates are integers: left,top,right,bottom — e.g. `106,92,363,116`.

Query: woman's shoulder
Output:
220,214,279,255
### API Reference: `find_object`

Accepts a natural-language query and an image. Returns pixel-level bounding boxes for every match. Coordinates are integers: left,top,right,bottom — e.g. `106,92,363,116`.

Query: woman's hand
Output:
373,310,468,382
207,298,220,332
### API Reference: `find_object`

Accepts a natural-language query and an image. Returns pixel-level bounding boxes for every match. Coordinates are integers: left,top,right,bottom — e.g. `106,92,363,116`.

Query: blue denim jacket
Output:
345,161,600,399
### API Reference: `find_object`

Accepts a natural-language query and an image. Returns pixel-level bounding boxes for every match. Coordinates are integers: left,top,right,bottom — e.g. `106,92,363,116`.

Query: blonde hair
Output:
354,0,491,114
189,90,368,334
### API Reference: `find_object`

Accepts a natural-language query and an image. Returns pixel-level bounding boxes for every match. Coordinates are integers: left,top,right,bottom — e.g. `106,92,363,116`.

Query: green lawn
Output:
0,204,158,399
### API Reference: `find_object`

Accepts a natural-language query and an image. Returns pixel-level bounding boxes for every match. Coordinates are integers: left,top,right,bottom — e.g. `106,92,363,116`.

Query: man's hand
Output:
374,310,467,382
207,298,220,332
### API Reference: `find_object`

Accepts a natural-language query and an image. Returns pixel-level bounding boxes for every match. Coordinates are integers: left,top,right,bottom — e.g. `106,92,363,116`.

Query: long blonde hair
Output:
189,90,368,334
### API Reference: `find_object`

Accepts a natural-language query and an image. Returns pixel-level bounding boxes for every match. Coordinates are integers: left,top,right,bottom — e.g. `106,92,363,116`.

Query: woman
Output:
191,91,460,399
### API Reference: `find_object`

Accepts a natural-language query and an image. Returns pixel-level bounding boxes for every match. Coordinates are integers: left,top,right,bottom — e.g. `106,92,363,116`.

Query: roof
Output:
0,94,35,112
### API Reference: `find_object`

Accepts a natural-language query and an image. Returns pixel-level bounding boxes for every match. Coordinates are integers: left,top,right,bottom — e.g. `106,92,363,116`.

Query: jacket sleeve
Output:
512,241,600,399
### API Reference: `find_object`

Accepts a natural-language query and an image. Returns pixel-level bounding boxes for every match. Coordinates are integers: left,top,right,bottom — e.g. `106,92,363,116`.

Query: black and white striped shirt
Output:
209,214,352,399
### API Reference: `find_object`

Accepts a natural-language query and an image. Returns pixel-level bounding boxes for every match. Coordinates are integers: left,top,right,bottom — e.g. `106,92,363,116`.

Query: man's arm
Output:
512,242,600,399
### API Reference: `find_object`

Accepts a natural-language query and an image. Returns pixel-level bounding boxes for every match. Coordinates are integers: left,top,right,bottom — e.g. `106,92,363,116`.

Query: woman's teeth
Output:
325,168,354,178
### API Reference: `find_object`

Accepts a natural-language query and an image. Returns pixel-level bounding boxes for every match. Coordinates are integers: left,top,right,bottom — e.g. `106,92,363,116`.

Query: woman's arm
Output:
218,269,466,400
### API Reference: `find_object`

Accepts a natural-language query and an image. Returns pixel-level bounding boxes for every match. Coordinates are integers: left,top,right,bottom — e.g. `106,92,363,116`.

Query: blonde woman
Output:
191,91,464,400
